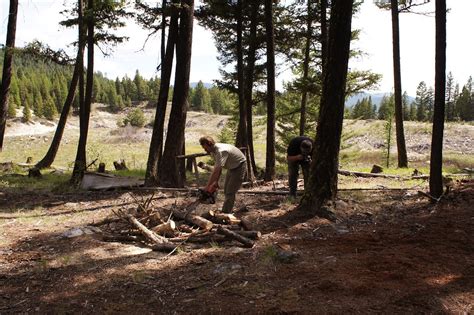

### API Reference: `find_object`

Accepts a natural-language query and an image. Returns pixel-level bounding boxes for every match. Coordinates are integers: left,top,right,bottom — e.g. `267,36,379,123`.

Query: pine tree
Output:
22,103,31,122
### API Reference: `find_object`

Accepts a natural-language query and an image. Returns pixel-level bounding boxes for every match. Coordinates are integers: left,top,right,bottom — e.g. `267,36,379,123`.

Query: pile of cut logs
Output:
100,193,260,253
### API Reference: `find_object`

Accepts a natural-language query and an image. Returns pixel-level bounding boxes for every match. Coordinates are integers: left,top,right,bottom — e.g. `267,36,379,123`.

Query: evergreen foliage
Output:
1,48,230,120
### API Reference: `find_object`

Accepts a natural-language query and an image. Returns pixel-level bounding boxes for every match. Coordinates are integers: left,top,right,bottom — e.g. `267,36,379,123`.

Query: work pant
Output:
222,162,247,213
288,160,310,197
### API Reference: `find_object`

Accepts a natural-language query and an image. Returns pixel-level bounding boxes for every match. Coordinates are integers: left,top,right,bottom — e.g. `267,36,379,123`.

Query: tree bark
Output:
320,0,328,75
390,0,408,168
160,0,194,187
244,1,259,179
264,0,276,181
36,48,83,169
70,0,87,186
297,0,353,218
235,0,248,149
299,0,312,136
145,1,179,186
429,0,446,198
0,0,18,151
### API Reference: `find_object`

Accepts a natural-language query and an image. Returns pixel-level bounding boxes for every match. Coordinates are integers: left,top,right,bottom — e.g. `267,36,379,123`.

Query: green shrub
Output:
124,108,146,127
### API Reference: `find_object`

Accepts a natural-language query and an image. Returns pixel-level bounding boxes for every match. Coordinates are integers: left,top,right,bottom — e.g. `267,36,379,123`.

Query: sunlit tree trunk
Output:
36,46,84,169
145,1,179,186
0,0,18,151
429,0,446,198
390,0,408,168
71,0,93,186
160,0,194,187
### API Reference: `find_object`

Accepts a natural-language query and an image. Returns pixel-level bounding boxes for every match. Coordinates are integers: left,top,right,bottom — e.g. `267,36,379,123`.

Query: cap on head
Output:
300,139,312,155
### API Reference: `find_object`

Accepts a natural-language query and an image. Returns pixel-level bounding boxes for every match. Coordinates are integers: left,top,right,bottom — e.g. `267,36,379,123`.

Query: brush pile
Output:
100,192,260,253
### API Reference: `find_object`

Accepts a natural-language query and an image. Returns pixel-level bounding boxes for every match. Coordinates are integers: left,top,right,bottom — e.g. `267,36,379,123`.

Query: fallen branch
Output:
121,211,168,244
217,226,254,248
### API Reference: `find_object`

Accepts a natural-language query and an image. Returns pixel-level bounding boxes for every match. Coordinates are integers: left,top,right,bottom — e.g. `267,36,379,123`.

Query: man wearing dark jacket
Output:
287,136,313,197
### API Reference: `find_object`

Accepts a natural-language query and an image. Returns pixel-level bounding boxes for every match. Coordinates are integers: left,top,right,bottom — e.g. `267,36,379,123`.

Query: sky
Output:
1,0,473,96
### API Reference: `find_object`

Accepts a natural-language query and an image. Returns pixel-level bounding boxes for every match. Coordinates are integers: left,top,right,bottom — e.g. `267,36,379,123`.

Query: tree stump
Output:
370,164,383,174
28,167,42,178
98,162,106,173
26,157,33,164
113,160,128,171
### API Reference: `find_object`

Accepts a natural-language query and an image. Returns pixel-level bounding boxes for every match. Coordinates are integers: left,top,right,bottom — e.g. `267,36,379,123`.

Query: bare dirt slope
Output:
1,179,473,313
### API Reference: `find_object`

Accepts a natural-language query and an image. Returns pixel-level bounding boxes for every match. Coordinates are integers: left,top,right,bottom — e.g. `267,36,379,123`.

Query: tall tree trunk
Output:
299,0,312,136
264,0,275,181
244,1,258,180
429,0,446,198
235,0,248,148
71,0,93,186
320,0,328,75
0,0,18,151
145,1,179,186
36,47,83,169
297,0,353,218
160,0,194,188
390,0,408,168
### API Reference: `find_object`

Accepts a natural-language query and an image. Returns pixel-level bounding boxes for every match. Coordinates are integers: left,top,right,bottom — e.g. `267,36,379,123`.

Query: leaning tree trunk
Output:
429,0,446,198
36,47,83,169
235,0,248,149
264,0,276,181
299,0,312,136
244,1,258,180
160,0,194,188
390,0,408,168
71,0,93,186
0,0,18,151
145,1,179,186
297,0,353,218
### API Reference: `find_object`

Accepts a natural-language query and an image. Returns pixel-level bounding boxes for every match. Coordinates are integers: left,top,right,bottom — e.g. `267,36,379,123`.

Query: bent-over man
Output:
199,136,247,213
287,136,313,197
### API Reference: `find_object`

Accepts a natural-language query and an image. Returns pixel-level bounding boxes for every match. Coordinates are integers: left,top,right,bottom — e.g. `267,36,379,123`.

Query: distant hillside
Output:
190,82,213,89
345,92,415,108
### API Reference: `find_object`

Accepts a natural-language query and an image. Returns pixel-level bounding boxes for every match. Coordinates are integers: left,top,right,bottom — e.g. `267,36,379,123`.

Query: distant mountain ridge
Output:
345,92,415,108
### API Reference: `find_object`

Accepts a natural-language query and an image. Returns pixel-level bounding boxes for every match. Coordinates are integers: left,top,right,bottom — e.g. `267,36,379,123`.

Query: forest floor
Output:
1,107,473,313
0,178,473,313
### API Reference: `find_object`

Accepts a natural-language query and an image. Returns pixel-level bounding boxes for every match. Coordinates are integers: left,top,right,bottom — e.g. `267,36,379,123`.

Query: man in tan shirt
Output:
199,136,247,213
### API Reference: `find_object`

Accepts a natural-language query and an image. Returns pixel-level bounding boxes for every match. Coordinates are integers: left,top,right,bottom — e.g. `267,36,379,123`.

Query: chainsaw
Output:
197,188,217,204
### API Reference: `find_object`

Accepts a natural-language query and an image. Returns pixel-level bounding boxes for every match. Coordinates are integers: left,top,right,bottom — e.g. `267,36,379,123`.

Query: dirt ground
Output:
0,179,473,314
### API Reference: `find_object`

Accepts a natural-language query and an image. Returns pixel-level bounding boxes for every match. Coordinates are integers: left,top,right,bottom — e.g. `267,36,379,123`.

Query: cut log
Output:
239,217,254,231
124,213,168,244
102,234,140,242
338,169,399,178
172,209,214,231
168,234,228,244
151,243,182,252
236,230,261,240
217,226,254,248
151,220,176,236
206,210,241,225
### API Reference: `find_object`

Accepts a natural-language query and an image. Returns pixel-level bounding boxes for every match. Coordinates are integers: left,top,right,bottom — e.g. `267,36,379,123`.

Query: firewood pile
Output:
100,193,260,253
